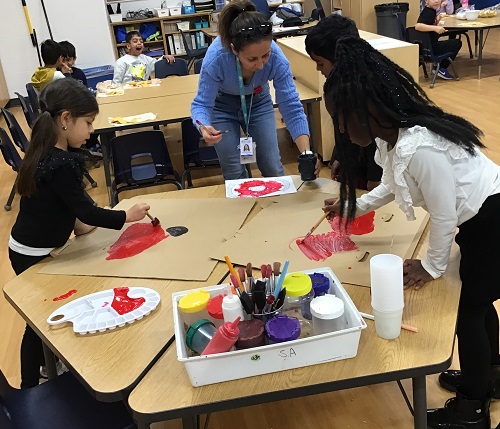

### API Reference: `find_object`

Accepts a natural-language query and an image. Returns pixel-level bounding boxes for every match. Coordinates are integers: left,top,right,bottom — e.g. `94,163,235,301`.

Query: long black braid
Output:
324,36,484,221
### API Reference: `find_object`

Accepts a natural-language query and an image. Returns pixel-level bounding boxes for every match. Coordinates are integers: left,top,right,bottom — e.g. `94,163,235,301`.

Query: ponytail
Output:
17,78,99,197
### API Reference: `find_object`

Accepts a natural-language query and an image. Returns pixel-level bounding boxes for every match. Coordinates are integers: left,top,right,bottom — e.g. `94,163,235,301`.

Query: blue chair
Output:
1,107,30,152
181,119,221,188
15,92,36,129
0,127,22,211
0,369,136,429
193,58,203,74
251,0,270,17
406,27,459,88
179,30,208,72
154,57,189,78
25,83,40,114
111,130,182,205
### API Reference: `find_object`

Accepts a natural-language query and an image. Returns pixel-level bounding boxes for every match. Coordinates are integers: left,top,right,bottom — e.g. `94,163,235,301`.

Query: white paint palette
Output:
47,287,160,335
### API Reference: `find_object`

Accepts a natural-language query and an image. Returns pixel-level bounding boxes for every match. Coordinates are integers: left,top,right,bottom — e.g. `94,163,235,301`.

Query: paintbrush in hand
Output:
146,212,160,227
300,212,328,243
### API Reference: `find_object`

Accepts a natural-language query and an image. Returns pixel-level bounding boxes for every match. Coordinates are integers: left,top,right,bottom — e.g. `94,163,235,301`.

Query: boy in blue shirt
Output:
416,0,462,80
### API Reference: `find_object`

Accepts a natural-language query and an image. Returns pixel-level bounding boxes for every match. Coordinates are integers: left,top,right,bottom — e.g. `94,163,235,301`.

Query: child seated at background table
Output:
59,40,87,86
113,30,175,84
31,40,70,92
416,0,462,80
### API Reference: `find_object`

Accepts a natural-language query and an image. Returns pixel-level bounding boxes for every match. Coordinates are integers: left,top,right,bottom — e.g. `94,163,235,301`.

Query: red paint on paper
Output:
111,287,145,315
296,232,358,261
106,223,168,260
53,289,78,302
329,211,375,235
102,301,109,307
235,179,283,198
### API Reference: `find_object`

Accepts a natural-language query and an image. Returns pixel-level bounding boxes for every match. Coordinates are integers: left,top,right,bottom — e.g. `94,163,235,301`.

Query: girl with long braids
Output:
322,36,500,429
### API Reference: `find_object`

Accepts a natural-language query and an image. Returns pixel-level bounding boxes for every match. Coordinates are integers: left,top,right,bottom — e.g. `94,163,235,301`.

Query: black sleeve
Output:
418,7,437,25
363,143,383,182
49,164,126,229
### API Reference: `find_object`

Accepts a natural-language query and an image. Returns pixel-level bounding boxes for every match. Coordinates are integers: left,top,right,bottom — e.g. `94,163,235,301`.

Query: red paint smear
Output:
53,289,77,302
102,301,109,307
296,232,358,261
329,211,375,235
111,287,145,315
106,223,168,260
235,179,283,198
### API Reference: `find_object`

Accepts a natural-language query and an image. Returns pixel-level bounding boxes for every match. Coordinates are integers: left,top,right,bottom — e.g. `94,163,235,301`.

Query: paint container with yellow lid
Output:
281,272,314,338
178,290,211,330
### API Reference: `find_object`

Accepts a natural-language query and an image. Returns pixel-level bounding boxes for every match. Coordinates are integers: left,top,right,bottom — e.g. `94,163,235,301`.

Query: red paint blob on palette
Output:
53,289,77,301
106,223,168,260
111,287,145,315
297,233,358,261
235,179,283,198
329,211,375,235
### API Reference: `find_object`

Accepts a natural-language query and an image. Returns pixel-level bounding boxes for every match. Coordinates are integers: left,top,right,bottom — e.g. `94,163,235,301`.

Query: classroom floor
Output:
2,31,500,428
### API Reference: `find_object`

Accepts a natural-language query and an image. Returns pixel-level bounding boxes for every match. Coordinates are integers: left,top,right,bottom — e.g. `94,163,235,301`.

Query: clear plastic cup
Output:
370,254,404,312
373,307,403,340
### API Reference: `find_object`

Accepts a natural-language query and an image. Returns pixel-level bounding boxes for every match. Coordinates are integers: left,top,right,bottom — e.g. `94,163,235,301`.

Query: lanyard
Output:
236,56,254,136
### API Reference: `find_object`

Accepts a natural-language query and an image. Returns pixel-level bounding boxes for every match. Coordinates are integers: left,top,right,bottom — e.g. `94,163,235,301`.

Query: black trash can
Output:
374,2,409,41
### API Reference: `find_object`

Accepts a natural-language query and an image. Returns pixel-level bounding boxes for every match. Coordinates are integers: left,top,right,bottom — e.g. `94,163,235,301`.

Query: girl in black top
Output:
9,78,151,388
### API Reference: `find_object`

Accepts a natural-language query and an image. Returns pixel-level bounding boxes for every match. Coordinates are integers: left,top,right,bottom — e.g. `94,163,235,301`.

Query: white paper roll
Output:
370,254,404,312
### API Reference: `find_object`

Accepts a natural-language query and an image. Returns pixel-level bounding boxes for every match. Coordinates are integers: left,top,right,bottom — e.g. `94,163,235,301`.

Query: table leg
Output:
412,376,427,429
182,415,199,429
99,131,114,205
478,30,484,80
42,342,57,379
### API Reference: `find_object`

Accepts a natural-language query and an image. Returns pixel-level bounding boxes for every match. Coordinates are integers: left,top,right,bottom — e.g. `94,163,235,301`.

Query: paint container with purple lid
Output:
265,315,301,344
309,272,330,297
236,319,265,349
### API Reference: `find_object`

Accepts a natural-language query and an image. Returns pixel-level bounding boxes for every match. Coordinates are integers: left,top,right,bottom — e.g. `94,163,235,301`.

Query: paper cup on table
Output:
370,254,404,339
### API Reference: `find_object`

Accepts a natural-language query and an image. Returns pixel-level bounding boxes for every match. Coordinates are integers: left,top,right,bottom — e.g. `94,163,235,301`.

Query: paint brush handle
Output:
359,312,418,333
224,256,244,292
273,259,289,299
146,213,154,221
305,212,329,238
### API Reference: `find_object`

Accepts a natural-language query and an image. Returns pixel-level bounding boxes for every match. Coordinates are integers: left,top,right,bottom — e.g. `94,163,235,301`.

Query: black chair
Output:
15,92,36,129
311,0,326,21
25,83,40,114
181,119,221,188
0,369,136,429
406,26,459,88
0,128,22,211
179,30,208,72
154,57,189,78
1,107,30,152
110,130,182,205
193,58,203,74
251,0,271,17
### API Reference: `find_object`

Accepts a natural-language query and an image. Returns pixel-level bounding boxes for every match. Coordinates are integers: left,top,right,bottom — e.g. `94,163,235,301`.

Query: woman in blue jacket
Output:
191,0,318,180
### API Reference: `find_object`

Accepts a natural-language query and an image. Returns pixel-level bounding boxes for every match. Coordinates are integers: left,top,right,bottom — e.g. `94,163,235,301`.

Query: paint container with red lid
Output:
265,315,301,344
236,319,265,349
206,294,225,327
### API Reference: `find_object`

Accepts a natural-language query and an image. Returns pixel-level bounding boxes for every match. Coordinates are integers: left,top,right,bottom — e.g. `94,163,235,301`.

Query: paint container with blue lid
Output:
265,315,301,344
309,272,330,296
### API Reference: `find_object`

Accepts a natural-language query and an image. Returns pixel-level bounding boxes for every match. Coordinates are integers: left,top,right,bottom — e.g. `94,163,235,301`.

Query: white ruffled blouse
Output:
356,126,500,278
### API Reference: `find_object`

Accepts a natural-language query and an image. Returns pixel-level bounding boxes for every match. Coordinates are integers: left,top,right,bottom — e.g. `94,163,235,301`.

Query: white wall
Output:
0,0,116,99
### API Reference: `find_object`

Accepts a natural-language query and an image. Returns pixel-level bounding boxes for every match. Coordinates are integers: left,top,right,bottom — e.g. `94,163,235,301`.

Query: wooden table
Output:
127,185,462,429
1,187,238,401
93,76,321,205
442,15,500,79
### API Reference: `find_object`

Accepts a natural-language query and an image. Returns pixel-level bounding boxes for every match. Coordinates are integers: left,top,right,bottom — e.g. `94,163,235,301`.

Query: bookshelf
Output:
108,12,213,59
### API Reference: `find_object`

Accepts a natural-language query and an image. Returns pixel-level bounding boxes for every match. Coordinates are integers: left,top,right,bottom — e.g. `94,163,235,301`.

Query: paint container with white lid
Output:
310,295,345,335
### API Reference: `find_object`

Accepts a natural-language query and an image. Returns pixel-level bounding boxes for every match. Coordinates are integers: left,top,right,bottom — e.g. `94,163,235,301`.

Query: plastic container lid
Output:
310,295,344,320
207,294,225,319
185,319,216,350
178,290,211,313
309,273,330,295
283,272,313,297
265,315,301,343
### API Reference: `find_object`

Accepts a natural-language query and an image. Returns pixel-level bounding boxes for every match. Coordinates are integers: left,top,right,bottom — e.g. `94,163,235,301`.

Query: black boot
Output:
439,366,500,399
427,393,491,429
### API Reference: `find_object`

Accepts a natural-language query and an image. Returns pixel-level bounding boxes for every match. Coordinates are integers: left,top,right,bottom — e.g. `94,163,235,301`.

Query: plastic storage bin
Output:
374,2,409,41
172,267,366,387
83,65,114,90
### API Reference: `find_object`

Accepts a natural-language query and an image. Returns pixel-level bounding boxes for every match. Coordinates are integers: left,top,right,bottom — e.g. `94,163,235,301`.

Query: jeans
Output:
211,91,285,180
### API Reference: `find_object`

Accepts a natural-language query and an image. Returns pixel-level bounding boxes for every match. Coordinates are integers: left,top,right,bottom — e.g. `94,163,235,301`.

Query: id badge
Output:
240,137,256,164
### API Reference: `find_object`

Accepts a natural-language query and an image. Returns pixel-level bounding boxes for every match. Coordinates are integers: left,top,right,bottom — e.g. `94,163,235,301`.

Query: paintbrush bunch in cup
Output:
228,261,288,315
